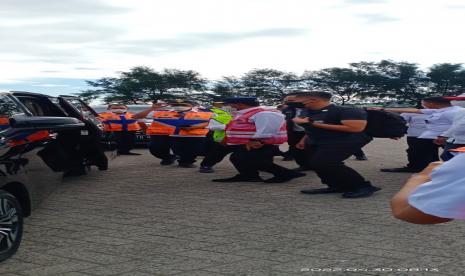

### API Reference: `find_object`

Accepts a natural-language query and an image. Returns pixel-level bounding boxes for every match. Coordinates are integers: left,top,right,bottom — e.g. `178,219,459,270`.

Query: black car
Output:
11,92,110,174
0,92,84,262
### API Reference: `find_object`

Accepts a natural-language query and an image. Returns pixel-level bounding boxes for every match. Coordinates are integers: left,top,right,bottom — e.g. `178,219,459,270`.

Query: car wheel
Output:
0,190,23,262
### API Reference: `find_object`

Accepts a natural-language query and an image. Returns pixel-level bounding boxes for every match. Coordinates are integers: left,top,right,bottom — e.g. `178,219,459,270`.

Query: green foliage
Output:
77,66,206,104
79,62,465,106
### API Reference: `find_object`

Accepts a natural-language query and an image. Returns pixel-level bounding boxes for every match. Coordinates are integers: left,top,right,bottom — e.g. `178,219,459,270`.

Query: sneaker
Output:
199,166,214,173
380,167,420,173
263,172,306,183
212,175,264,183
342,186,382,198
300,188,341,194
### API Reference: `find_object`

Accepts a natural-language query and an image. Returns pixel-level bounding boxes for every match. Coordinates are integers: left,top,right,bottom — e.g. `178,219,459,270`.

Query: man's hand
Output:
292,117,312,125
433,136,448,145
245,140,264,151
296,137,306,150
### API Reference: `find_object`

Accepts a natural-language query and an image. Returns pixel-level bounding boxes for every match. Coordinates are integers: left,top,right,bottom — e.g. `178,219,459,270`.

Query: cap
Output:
223,97,259,106
444,94,465,101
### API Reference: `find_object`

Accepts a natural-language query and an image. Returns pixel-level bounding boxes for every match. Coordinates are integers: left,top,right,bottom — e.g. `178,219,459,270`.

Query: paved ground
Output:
1,139,464,275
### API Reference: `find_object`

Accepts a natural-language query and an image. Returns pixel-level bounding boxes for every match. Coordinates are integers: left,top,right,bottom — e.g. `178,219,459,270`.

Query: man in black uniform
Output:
280,94,310,169
292,91,381,198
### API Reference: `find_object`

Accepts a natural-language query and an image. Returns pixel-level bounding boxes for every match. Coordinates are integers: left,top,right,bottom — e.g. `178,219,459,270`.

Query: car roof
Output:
10,91,55,99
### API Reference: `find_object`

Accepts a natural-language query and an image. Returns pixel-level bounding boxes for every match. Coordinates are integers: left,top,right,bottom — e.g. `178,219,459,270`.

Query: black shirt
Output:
303,104,370,145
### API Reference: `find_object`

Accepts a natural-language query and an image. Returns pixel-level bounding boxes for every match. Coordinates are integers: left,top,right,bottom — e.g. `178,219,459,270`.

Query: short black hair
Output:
422,96,451,104
292,91,333,100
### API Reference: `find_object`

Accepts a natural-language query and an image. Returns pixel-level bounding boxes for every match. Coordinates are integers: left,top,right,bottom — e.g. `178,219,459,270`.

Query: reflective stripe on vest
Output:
99,112,141,132
225,107,287,145
147,111,212,136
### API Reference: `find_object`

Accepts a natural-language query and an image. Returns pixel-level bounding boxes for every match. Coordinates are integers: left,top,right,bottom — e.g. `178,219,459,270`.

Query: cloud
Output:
0,0,127,18
356,13,400,24
343,0,387,4
112,28,310,56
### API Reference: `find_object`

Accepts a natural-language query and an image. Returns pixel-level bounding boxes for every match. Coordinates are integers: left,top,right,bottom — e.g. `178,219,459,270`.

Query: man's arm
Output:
369,107,422,114
312,120,367,133
132,103,167,119
390,162,452,224
293,117,367,133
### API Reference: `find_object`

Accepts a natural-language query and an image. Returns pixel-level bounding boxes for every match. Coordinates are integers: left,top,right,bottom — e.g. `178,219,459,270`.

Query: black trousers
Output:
200,143,233,167
287,131,308,167
114,132,136,154
230,145,295,177
306,141,372,192
406,137,440,170
149,135,206,164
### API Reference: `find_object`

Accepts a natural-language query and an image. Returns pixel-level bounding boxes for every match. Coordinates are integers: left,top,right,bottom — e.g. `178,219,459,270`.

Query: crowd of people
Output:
98,91,465,223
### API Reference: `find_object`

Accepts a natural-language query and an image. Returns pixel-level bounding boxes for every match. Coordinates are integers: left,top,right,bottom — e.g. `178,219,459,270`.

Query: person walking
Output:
212,97,306,183
292,91,381,198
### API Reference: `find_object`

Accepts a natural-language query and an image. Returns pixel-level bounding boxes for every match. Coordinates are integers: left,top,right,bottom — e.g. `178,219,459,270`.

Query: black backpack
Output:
364,109,408,138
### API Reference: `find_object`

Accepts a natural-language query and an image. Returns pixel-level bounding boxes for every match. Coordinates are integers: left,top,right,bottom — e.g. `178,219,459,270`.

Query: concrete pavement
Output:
1,138,463,275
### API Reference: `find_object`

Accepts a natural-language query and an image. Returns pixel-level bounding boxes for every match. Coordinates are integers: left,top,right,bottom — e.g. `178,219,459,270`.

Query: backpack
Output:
364,109,408,138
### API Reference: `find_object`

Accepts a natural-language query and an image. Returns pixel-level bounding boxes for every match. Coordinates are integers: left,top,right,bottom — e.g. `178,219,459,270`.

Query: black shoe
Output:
199,166,214,173
178,163,197,168
160,159,175,166
342,186,382,198
263,172,306,183
293,166,313,172
380,167,420,173
212,175,264,183
355,155,368,161
117,152,141,156
282,156,295,161
64,168,86,177
300,188,341,194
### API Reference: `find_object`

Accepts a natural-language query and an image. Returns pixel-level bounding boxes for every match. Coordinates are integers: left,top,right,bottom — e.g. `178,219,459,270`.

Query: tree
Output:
427,63,465,95
77,66,207,104
241,69,300,105
350,60,430,106
302,68,366,105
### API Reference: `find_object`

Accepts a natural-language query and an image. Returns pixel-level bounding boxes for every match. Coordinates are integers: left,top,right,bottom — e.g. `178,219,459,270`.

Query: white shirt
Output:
442,108,465,144
235,107,285,139
408,153,465,219
401,113,428,137
418,106,462,139
293,108,306,132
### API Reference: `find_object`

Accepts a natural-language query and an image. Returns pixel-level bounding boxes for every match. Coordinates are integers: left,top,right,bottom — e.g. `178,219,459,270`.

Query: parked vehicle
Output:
11,92,110,174
0,92,84,262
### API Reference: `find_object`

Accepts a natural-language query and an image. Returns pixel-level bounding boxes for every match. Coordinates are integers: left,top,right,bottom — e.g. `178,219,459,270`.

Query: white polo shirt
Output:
401,113,428,137
408,153,465,219
418,106,462,139
443,108,465,144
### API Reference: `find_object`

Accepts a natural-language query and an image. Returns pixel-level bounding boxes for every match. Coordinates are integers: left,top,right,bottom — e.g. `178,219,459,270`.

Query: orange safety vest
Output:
147,110,213,137
0,117,9,131
98,112,141,132
450,147,465,153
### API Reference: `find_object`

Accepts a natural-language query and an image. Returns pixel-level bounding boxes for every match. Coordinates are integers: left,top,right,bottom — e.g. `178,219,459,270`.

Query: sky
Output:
1,0,464,96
